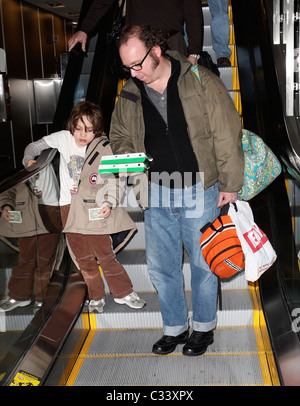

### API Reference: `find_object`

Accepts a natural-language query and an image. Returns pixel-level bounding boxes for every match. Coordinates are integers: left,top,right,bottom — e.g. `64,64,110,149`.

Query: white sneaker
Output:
114,292,146,309
0,296,31,312
0,295,9,305
33,301,43,314
88,298,105,313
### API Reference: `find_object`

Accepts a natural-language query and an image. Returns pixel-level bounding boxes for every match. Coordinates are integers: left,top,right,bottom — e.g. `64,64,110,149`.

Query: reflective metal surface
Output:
0,151,73,386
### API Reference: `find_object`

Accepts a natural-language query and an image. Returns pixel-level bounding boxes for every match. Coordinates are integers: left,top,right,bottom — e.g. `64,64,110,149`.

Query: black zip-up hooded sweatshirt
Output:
133,58,199,185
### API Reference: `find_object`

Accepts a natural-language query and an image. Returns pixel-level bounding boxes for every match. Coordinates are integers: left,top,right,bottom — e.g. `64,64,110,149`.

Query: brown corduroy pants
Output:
60,205,133,301
8,204,61,302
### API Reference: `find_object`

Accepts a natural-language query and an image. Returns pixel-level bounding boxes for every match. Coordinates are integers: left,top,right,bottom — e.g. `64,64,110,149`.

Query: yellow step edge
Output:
57,329,89,386
249,282,281,386
65,327,97,387
230,45,237,67
80,351,265,359
57,313,91,386
232,67,239,90
230,24,235,45
234,91,242,116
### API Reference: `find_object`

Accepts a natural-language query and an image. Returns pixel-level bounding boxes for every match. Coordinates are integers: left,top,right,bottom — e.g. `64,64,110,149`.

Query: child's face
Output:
73,115,95,147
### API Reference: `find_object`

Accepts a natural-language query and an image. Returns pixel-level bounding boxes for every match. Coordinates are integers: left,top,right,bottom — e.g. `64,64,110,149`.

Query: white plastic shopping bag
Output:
228,201,277,282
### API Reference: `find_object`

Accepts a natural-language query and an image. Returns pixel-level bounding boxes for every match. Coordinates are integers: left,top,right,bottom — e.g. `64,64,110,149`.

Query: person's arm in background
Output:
184,0,203,65
68,0,117,52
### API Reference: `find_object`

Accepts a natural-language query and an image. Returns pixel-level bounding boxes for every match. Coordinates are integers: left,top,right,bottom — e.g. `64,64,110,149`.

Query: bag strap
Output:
191,64,201,83
220,203,230,216
110,0,126,40
200,203,230,233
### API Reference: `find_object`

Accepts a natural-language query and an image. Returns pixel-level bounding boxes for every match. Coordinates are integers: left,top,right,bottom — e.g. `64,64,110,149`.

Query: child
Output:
0,165,61,312
23,101,145,313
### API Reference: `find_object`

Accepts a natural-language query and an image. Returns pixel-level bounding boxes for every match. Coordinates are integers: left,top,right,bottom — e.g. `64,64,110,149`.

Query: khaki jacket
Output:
0,183,49,238
63,136,136,253
109,51,244,209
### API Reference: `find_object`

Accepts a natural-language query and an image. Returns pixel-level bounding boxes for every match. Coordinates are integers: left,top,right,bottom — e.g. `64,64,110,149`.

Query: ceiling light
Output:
45,3,66,8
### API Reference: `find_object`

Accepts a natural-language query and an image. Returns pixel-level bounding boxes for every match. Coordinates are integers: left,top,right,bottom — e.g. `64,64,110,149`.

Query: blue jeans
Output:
144,179,220,336
207,0,231,59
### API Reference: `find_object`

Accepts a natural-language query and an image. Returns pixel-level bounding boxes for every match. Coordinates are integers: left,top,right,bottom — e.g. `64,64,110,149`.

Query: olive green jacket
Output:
109,50,244,209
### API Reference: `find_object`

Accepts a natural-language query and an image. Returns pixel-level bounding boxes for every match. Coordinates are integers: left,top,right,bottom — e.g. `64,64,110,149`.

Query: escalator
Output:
0,0,300,387
42,2,279,386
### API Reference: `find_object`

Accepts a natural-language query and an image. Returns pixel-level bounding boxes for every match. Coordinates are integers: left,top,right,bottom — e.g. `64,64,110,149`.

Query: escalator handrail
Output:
0,148,57,195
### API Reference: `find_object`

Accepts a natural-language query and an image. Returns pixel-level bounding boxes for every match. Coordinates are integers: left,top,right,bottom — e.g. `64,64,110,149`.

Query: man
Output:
109,25,244,356
68,0,203,65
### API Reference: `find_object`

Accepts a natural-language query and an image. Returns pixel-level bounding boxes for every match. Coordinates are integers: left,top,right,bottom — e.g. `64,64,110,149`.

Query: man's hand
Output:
68,31,88,52
188,55,198,65
217,191,237,208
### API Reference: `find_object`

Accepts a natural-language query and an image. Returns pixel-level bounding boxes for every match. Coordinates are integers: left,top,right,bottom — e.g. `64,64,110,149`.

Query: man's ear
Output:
151,45,162,58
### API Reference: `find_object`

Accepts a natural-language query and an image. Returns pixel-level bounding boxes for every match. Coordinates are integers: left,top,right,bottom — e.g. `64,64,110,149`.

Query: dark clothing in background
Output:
80,0,203,55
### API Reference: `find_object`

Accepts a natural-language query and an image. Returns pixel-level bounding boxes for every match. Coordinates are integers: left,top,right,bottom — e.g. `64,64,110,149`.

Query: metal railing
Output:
273,0,300,117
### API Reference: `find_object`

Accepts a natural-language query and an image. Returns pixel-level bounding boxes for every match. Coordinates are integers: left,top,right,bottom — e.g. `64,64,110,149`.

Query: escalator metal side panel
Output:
255,188,300,386
264,0,300,162
5,271,87,386
231,0,300,386
0,251,70,386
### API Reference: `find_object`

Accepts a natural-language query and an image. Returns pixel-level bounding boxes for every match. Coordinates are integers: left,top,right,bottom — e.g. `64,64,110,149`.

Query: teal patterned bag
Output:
191,65,281,201
238,129,282,201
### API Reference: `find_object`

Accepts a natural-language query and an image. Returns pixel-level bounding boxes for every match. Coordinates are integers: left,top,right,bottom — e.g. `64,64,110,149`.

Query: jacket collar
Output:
166,50,193,77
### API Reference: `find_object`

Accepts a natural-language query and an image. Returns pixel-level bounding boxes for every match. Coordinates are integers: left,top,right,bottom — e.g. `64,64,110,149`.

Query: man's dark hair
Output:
118,25,169,55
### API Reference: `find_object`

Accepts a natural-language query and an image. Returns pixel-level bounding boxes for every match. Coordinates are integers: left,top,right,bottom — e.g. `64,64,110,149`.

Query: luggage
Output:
200,204,244,278
238,129,282,200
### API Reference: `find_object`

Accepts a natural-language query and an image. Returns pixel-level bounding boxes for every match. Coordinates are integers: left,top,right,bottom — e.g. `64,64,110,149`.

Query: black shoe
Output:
152,330,190,355
217,56,231,67
182,330,214,356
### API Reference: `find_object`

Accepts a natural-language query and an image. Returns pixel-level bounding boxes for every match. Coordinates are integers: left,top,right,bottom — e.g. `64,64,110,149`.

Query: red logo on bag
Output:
243,224,268,253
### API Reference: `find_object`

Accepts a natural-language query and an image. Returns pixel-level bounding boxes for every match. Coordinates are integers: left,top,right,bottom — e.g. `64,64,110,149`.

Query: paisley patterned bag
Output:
238,129,282,200
191,65,282,200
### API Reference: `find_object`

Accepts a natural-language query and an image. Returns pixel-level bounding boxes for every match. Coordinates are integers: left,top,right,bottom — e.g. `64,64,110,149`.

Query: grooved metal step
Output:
50,327,266,386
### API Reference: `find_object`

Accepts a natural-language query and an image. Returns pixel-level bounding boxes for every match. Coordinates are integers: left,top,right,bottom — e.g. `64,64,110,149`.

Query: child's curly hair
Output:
118,25,169,55
66,101,105,137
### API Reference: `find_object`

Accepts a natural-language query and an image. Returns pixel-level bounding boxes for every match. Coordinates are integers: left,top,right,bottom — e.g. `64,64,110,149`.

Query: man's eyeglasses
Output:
121,48,151,72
